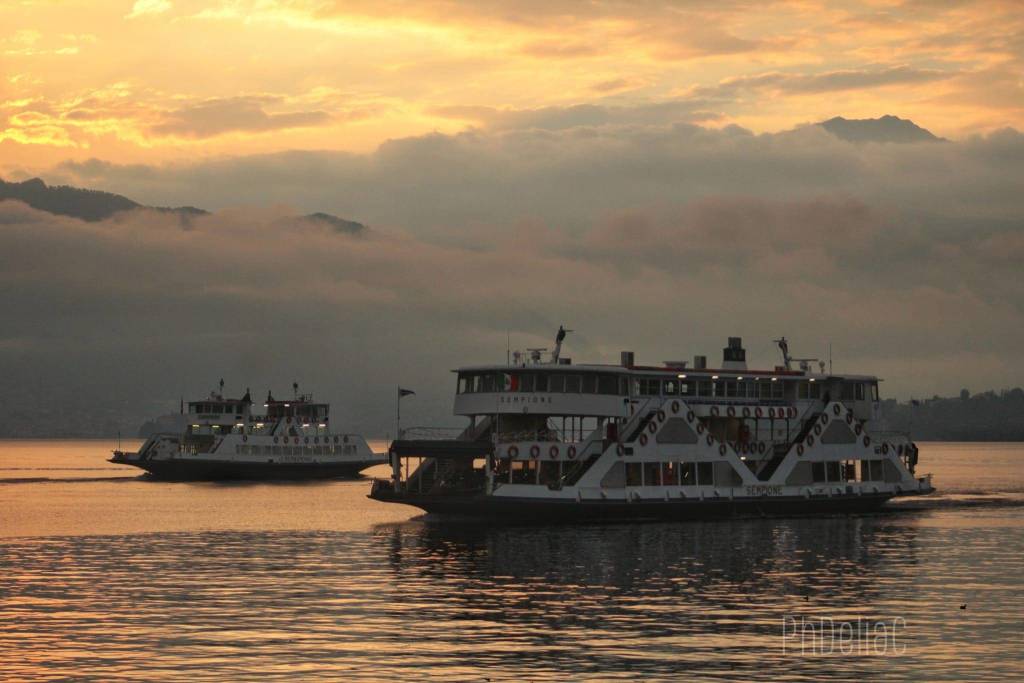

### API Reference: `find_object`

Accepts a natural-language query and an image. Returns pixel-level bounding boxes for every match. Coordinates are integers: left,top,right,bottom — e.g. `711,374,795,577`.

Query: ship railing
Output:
397,426,465,441
869,430,913,442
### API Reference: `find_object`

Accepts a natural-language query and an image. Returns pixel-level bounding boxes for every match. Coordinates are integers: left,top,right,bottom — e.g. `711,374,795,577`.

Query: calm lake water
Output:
1,441,1023,681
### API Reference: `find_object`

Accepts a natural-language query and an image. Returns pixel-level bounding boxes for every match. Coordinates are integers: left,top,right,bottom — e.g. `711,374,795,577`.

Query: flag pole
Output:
395,385,400,443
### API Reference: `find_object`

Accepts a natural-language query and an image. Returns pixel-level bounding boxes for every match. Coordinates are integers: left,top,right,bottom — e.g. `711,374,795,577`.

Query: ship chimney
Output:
693,355,707,370
722,337,747,371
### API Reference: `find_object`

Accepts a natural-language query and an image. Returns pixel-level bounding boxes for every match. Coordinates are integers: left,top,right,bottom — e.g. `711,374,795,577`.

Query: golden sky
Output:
2,0,1023,171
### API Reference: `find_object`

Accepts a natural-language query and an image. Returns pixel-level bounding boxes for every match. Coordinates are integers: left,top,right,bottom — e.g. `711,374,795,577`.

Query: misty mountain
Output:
0,177,366,233
819,115,944,143
0,176,207,222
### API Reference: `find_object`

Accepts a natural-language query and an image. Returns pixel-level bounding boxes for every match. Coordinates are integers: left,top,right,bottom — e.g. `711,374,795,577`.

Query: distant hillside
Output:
819,115,944,144
0,176,207,222
0,176,366,233
882,388,1024,441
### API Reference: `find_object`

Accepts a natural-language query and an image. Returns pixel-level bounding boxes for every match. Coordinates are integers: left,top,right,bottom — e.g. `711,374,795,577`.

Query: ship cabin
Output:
185,387,331,440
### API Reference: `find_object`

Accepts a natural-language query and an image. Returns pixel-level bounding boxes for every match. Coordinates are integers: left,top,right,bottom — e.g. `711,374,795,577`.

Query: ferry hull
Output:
369,490,919,522
112,457,380,481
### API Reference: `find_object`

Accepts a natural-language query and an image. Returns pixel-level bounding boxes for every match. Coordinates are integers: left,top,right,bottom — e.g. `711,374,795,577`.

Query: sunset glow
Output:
3,0,1023,172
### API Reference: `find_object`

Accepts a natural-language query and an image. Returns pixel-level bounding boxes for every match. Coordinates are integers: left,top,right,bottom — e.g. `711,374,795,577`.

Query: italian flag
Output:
503,373,519,391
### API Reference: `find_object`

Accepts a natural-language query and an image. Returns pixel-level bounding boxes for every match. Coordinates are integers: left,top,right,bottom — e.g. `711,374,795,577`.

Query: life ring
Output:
294,437,299,444
696,423,705,435
790,407,797,418
797,444,805,456
530,444,540,459
814,424,822,436
758,442,766,454
832,404,841,416
616,444,625,457
711,406,720,417
718,444,727,457
743,407,751,418
863,436,871,447
508,445,519,458
568,445,577,459
821,414,829,425
647,421,658,434
242,435,248,442
639,433,648,446
727,406,736,418
686,410,695,423
807,435,815,446
343,436,349,444
313,437,319,444
334,436,339,443
882,443,889,455
846,413,853,425
769,408,776,419
304,437,309,444
706,434,713,446
854,424,862,436
273,437,279,444
657,410,666,422
755,407,763,418
671,400,680,414
549,445,559,458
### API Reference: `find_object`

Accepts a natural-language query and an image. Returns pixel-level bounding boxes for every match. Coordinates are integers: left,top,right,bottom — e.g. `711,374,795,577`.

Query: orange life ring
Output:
686,410,695,423
814,424,822,436
832,404,841,416
854,424,862,436
334,436,340,443
769,408,776,419
549,445,559,458
304,437,309,444
755,407,763,418
647,421,657,434
616,444,625,457
758,442,766,454
743,407,751,418
797,444,805,456
568,445,577,459
671,400,680,414
882,443,889,455
657,409,666,422
508,445,519,458
294,437,299,444
639,433,648,446
807,435,815,446
822,413,829,425
242,435,248,442
273,436,279,443
846,413,854,425
718,444,727,456
727,406,736,417
530,444,540,458
863,436,871,447
696,423,705,434
711,406,720,417
706,434,713,446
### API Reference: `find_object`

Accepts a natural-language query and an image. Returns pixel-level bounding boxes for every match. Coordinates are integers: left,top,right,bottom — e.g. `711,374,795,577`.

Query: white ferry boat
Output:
112,383,384,480
370,329,934,519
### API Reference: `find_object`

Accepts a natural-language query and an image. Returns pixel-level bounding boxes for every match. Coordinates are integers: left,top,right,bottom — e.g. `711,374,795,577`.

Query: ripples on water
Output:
1,442,1023,681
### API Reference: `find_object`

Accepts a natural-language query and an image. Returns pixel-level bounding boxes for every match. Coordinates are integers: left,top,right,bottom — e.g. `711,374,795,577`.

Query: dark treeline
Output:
883,388,1024,441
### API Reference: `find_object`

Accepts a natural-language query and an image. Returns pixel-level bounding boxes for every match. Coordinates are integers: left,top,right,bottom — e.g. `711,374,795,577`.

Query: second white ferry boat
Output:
370,329,935,519
112,383,384,480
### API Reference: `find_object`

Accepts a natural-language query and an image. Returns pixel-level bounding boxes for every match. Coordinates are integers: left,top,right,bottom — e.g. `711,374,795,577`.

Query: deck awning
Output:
390,439,493,459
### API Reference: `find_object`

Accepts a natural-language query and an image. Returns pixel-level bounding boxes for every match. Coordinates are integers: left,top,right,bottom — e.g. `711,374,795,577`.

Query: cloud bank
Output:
3,118,1023,434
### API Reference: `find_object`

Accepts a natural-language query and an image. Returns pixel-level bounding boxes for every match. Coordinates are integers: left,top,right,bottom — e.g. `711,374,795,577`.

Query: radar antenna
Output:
773,337,791,371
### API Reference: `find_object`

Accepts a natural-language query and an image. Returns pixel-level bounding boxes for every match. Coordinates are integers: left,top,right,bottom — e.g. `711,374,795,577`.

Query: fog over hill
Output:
0,115,1021,437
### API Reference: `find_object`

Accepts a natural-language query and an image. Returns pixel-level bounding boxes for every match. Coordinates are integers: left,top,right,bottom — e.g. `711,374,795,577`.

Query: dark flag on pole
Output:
399,388,416,397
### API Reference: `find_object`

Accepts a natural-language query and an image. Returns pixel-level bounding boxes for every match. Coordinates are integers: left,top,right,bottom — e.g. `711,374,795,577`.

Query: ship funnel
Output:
722,337,747,371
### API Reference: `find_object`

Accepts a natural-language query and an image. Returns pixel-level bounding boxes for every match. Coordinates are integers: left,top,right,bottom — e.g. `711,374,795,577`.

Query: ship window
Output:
809,382,821,399
797,382,809,400
662,462,679,485
841,382,856,401
535,374,548,392
679,462,696,485
855,383,865,401
643,462,661,486
698,380,712,397
539,461,560,485
581,374,597,394
519,374,535,392
812,462,826,482
827,461,842,482
679,381,691,396
549,374,565,393
697,462,714,486
772,382,784,400
663,380,677,395
481,374,496,393
565,375,581,393
599,374,618,395
625,463,642,486
759,382,771,399
458,374,470,394
725,381,737,398
619,377,629,395
871,382,879,402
